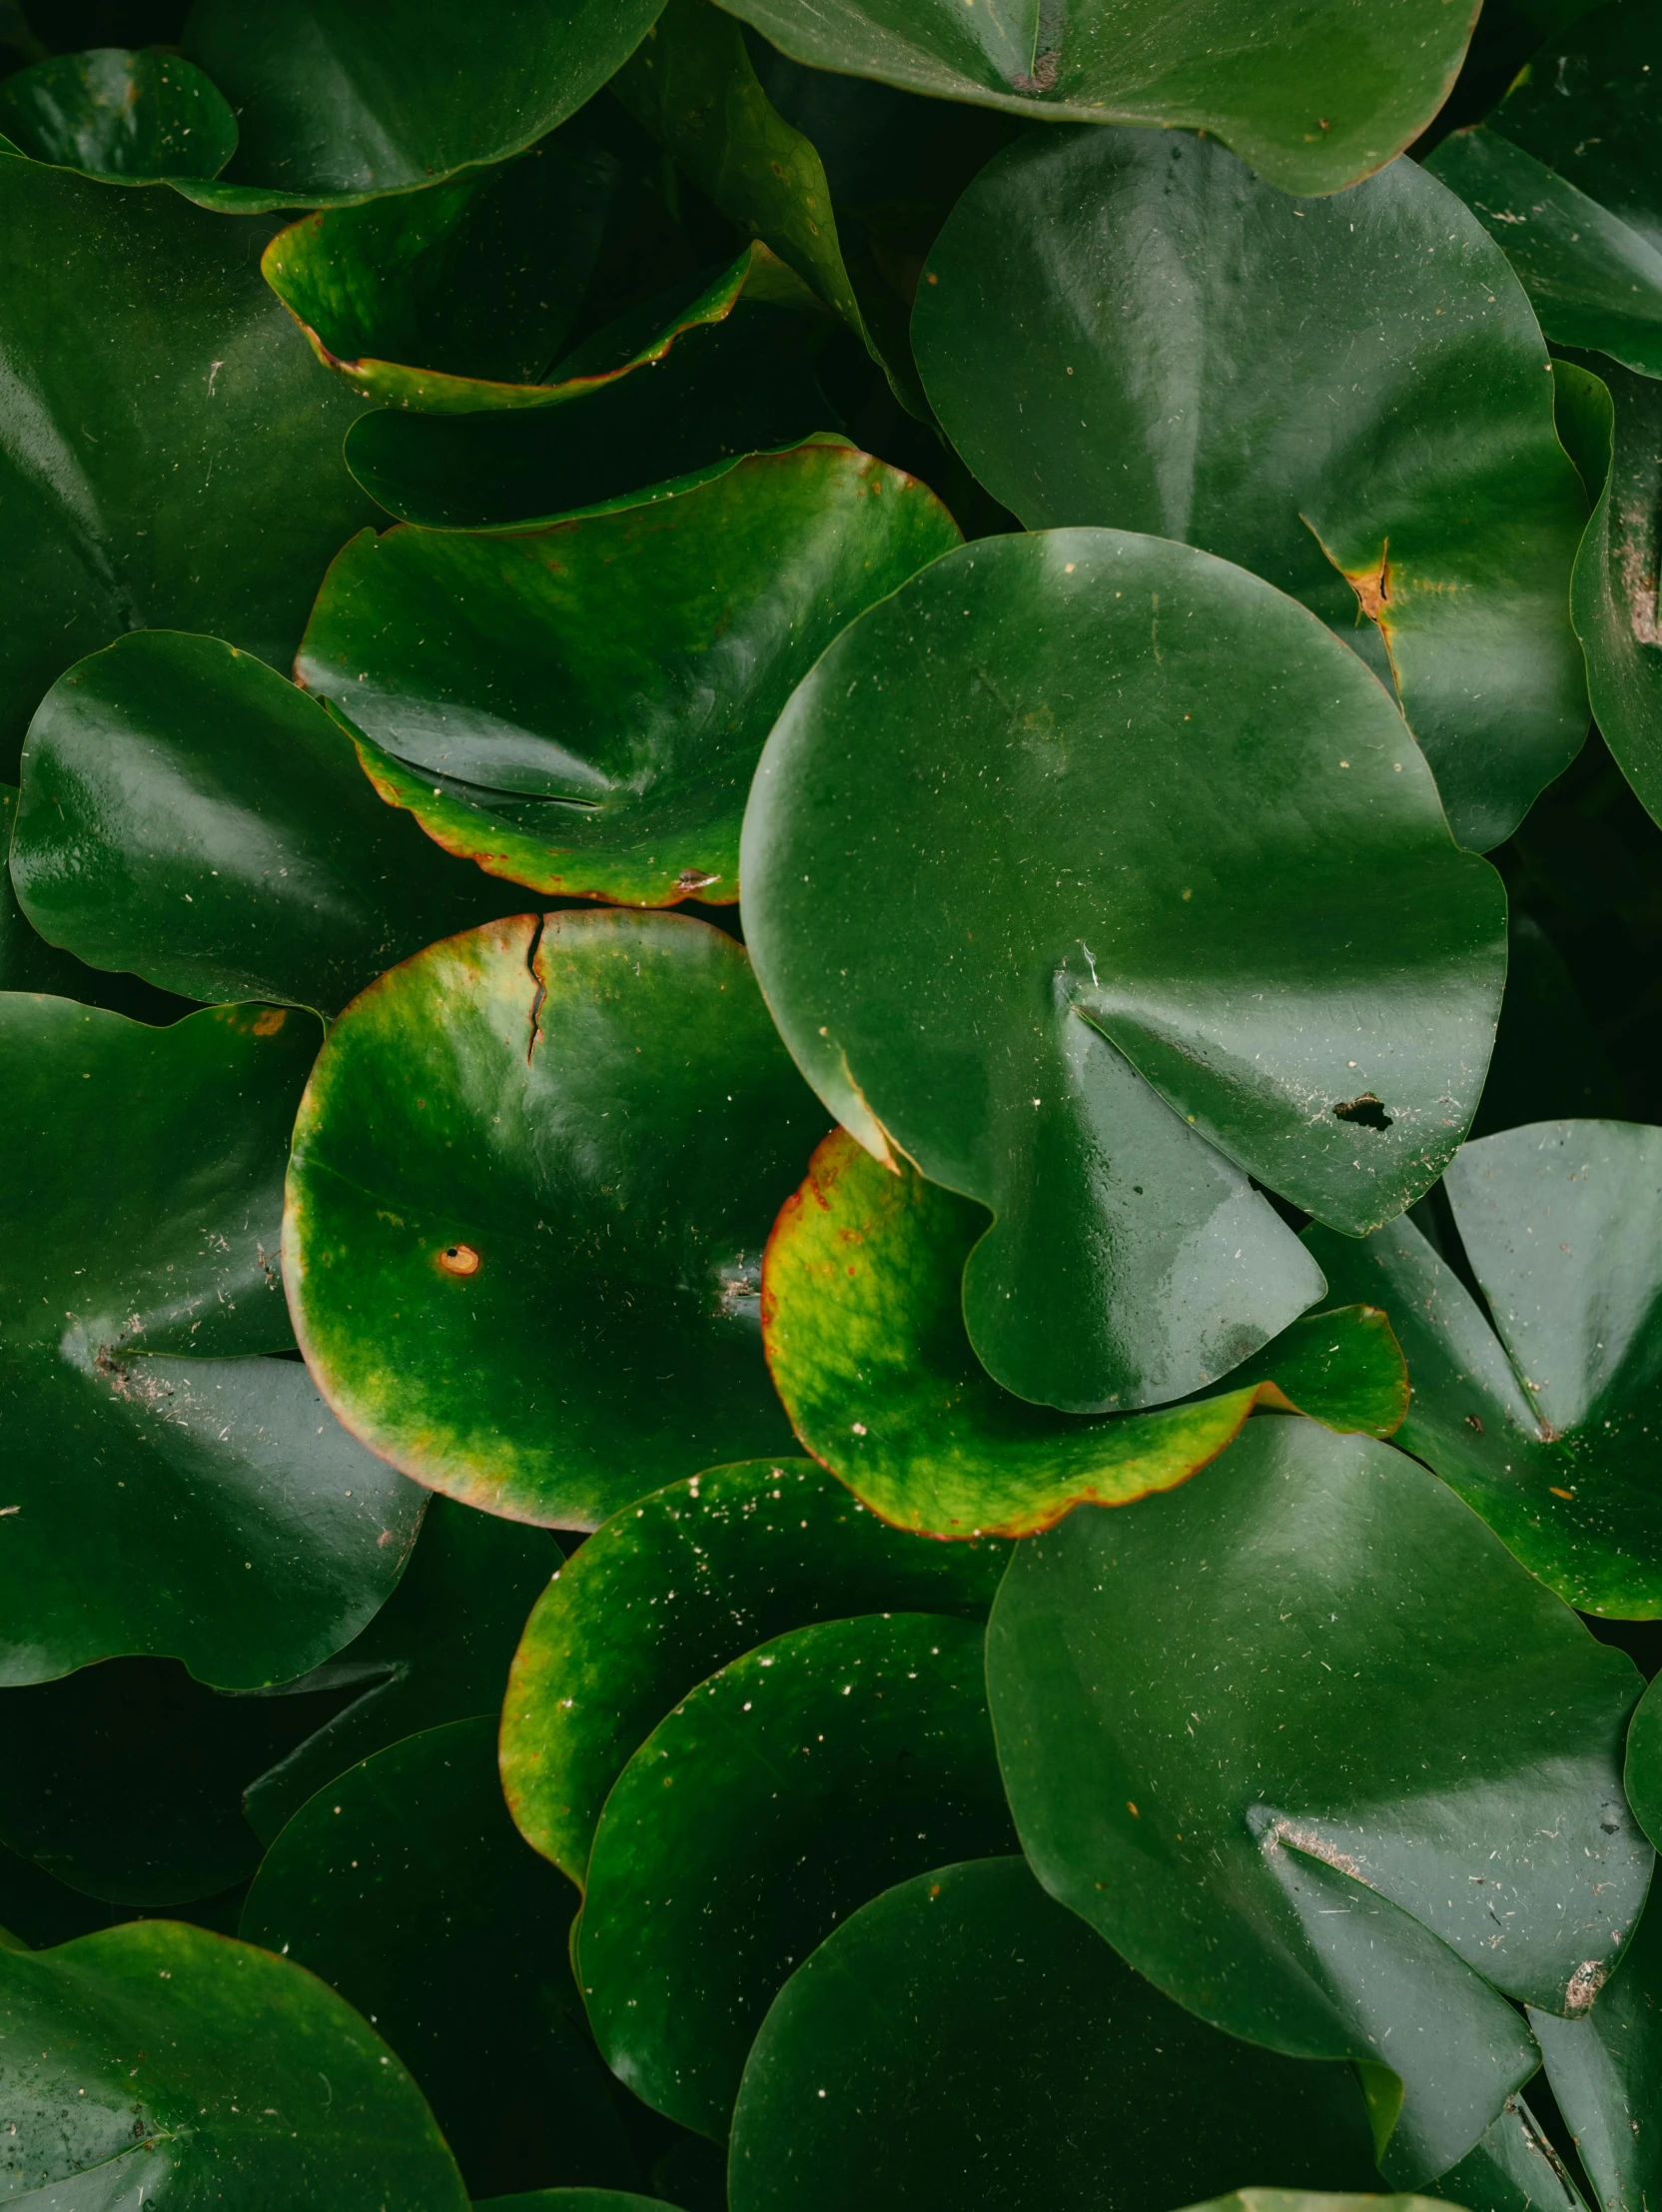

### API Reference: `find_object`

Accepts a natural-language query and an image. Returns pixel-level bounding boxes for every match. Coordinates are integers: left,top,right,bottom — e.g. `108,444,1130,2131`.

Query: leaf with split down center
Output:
296,442,959,908
740,526,1505,1414
986,1417,1651,2182
913,128,1590,852
0,47,238,183
284,910,830,1530
761,1128,1409,1538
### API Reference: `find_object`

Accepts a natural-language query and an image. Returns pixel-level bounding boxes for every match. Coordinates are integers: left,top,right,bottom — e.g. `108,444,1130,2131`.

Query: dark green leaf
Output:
285,911,829,1529
0,46,237,181
727,1856,1385,2211
913,128,1589,851
500,1455,1007,1885
242,1719,642,2200
1528,1894,1662,2212
577,1613,1017,2135
10,632,534,1016
1436,2098,1592,2212
986,1417,1650,2180
1307,1121,1662,1618
0,996,425,1687
475,2195,675,2210
296,442,957,907
0,1917,468,2207
707,0,1478,196
1470,916,1624,1138
1182,2196,1461,2212
740,526,1505,1413
0,150,378,782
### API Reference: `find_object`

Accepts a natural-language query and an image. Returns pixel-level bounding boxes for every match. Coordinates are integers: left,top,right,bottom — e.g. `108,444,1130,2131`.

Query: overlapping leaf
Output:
285,911,829,1528
0,46,237,182
741,526,1505,1414
986,1416,1651,2180
1526,1895,1662,2212
914,127,1589,851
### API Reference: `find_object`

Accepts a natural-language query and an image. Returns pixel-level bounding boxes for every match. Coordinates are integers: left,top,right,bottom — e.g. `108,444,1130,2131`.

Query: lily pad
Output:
296,442,958,908
577,1613,1017,2135
0,46,238,182
172,0,663,210
0,995,426,1688
985,1416,1650,2181
707,0,1478,197
762,1128,1410,1539
1525,1896,1662,2212
913,127,1589,852
727,1856,1384,2212
285,910,829,1529
1306,1120,1662,1618
10,631,534,1016
0,1917,468,2208
242,1718,643,2201
740,526,1506,1414
0,149,378,781
500,1455,1008,1884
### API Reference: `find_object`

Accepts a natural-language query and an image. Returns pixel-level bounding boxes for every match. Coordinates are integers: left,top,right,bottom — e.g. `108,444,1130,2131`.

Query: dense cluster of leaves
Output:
4,1,1662,2207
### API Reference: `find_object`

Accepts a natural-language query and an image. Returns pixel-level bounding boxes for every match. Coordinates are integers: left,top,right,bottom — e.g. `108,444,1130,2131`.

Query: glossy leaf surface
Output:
708,0,1477,197
285,910,828,1528
298,443,956,908
501,1455,1007,1884
914,127,1589,852
1437,2097,1592,2212
11,632,529,1016
0,150,378,782
0,1917,468,2208
177,0,663,208
0,46,237,181
763,1128,1409,1538
987,1417,1650,2180
243,1719,640,2200
1527,1895,1662,2212
727,1856,1383,2211
0,996,424,1687
1484,1,1662,254
1308,1121,1662,1618
741,526,1505,1414
578,1613,1017,2134
476,2197,672,2210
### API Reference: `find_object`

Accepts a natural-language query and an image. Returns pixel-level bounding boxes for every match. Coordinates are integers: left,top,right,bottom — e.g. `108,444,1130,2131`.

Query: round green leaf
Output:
10,632,532,1016
740,526,1506,1414
242,1719,642,2201
0,995,425,1688
296,442,958,908
0,150,378,783
1526,1894,1662,2212
913,128,1589,852
175,0,662,209
578,1612,1017,2135
477,2197,674,2210
246,1494,559,1846
0,46,238,182
763,1127,1410,1539
0,1917,468,2208
727,1856,1384,2212
285,910,829,1529
501,1455,1008,1884
1182,2200,1459,2212
707,0,1478,197
1308,1121,1662,1617
1628,1670,1662,1852
986,1417,1650,2182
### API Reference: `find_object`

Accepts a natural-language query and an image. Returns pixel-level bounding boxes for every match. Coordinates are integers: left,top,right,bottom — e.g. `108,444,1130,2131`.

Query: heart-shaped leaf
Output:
913,128,1589,851
296,442,958,908
0,1917,468,2208
11,632,532,1015
242,1718,643,2200
0,149,378,782
501,1456,1007,1884
727,1856,1385,2212
762,1128,1410,1538
0,995,425,1687
1306,1120,1662,1618
986,1416,1650,2181
740,526,1506,1414
172,0,663,210
706,0,1479,197
285,910,829,1529
1525,1892,1662,2212
577,1612,1017,2135
0,46,238,182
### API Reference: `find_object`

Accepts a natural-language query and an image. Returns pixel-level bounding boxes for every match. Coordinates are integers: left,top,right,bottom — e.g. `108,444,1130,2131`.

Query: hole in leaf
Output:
1331,1093,1392,1132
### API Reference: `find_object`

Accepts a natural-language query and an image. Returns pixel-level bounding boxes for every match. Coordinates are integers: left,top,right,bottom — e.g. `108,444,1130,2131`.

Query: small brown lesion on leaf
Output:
1566,1957,1609,2014
437,1244,481,1278
1332,1092,1393,1132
